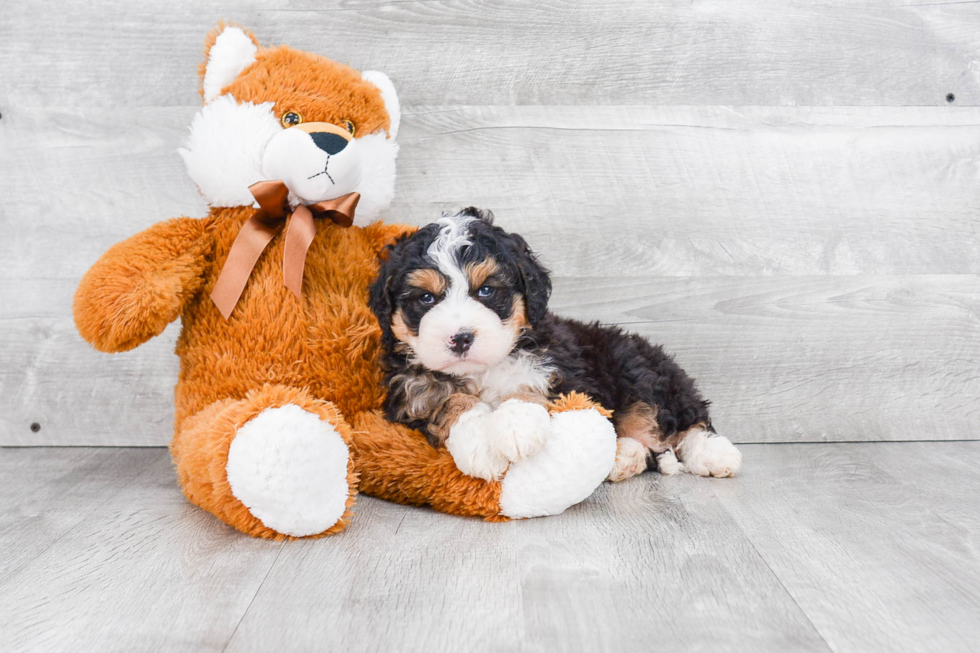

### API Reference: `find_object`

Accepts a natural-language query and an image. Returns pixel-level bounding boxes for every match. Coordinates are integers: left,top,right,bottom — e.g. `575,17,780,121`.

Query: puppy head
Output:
370,208,551,376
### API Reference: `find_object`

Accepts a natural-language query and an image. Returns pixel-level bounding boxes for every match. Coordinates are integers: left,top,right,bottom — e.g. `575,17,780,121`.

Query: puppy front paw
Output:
488,399,552,463
445,403,509,481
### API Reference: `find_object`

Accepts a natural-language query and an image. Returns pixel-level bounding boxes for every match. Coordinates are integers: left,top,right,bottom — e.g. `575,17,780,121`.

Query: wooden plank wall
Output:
1,1,978,446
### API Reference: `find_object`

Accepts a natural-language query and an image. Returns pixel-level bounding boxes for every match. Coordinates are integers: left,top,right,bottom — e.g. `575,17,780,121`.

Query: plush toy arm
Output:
351,392,617,521
74,217,212,353
352,411,506,518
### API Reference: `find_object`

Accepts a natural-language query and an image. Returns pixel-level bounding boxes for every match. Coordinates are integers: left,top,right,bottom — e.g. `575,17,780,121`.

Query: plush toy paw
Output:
676,429,742,478
498,407,617,518
489,399,552,463
225,404,352,537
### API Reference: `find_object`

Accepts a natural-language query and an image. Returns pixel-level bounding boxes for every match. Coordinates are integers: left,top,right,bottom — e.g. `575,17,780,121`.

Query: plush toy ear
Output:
200,24,260,103
361,70,401,139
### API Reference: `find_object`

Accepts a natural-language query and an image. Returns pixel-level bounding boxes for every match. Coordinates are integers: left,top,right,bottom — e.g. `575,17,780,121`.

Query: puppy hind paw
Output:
655,449,686,476
607,437,649,482
489,399,552,463
678,431,742,478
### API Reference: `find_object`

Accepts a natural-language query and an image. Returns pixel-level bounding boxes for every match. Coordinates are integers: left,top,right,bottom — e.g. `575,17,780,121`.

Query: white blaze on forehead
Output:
426,214,476,298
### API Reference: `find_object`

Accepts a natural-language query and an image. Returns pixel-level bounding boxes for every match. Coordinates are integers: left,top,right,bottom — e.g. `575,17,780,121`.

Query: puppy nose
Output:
449,330,474,355
310,131,348,155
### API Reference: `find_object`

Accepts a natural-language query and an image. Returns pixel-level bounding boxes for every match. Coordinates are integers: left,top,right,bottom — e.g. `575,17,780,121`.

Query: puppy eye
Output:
419,292,436,305
341,119,356,136
281,111,303,128
477,285,495,298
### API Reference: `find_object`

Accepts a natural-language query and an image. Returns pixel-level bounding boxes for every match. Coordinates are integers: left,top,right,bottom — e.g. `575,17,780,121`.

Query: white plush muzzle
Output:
262,127,363,204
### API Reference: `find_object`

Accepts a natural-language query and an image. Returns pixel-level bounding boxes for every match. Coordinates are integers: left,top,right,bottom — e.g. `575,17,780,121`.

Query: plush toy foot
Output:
676,428,742,478
498,403,617,519
226,404,352,537
170,385,357,539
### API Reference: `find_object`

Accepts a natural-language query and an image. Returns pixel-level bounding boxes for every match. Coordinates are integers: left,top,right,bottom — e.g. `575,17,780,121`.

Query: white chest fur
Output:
463,351,554,407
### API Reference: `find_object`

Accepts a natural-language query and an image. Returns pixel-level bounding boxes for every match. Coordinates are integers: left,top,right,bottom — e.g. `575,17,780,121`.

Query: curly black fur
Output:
516,316,712,439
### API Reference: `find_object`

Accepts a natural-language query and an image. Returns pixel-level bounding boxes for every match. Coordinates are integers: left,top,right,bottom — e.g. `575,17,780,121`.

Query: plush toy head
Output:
179,23,400,224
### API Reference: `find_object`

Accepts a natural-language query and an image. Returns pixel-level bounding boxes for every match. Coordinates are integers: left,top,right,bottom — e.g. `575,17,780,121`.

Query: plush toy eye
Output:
281,111,303,128
341,119,356,136
419,292,436,305
477,285,495,298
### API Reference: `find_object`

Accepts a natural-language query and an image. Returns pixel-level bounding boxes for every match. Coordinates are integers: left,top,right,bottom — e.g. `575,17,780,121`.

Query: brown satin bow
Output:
210,180,360,319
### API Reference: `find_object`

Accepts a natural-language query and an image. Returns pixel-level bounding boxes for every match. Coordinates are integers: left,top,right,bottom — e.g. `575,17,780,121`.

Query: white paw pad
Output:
445,403,507,481
489,399,552,463
607,437,649,482
655,449,686,476
226,404,351,537
677,430,742,478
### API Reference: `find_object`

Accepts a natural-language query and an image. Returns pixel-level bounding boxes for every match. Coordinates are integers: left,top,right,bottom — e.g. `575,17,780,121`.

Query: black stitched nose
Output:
449,330,474,355
310,132,348,155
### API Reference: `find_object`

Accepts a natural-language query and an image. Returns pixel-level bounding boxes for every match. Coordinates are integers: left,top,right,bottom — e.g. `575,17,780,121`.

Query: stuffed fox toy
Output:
73,24,616,539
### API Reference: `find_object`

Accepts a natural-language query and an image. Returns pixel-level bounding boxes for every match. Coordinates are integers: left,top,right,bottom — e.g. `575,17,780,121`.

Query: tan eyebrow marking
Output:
406,268,447,295
465,257,499,289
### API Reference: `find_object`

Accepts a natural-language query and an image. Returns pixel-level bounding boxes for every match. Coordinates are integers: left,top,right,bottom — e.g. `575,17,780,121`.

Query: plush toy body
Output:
74,24,616,539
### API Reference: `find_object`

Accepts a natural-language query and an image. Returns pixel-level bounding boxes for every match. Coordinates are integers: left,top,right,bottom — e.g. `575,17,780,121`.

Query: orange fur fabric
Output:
74,24,616,539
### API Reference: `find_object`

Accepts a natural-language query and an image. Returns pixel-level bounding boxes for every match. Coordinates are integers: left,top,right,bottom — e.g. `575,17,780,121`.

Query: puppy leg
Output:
607,437,649,482
443,396,553,482
608,402,685,480
675,427,742,478
445,402,508,481
489,399,552,462
607,438,686,481
653,448,686,476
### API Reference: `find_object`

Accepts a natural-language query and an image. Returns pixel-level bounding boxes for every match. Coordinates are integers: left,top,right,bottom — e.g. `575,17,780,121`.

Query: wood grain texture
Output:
223,474,829,653
0,447,161,586
3,444,980,652
550,274,980,444
1,1,978,107
714,443,980,653
0,449,285,653
7,105,980,279
2,105,978,445
393,105,980,277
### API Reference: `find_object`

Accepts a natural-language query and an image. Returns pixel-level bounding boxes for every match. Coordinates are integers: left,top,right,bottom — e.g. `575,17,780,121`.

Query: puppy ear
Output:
509,234,551,326
369,250,398,351
455,207,494,224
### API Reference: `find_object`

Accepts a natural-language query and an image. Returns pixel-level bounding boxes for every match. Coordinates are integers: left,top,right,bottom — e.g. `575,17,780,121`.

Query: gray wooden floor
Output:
2,443,978,653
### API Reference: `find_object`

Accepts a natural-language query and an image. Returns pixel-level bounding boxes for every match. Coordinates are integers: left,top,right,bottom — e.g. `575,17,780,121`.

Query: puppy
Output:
369,208,742,482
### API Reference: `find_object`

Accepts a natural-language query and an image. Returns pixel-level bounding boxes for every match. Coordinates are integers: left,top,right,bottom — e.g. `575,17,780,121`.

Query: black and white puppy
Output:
369,208,742,482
